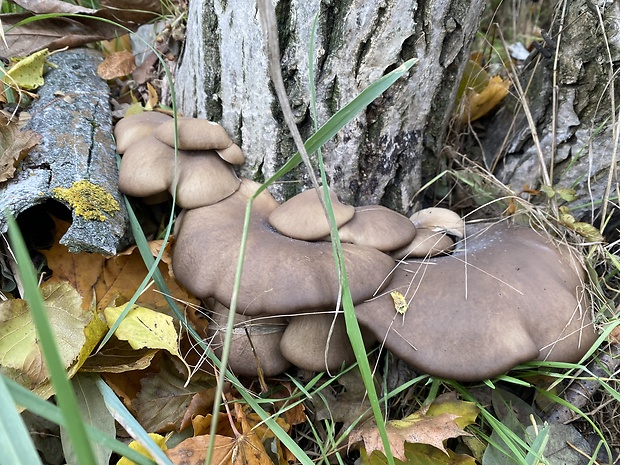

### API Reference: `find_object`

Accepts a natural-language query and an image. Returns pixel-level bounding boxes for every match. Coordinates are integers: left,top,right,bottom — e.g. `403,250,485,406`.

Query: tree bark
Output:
174,0,485,212
481,1,620,226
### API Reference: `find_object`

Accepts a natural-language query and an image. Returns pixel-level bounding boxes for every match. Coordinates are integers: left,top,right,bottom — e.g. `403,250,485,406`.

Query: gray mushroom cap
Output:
336,205,417,252
355,222,597,381
268,188,355,240
118,135,241,209
279,312,376,373
172,179,395,316
114,111,172,154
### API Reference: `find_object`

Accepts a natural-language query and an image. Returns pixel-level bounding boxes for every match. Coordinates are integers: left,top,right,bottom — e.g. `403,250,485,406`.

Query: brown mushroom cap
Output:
279,312,376,372
336,205,417,252
114,111,172,154
172,179,395,316
154,117,233,151
268,188,355,240
118,135,241,209
355,223,597,381
208,301,290,377
390,228,455,260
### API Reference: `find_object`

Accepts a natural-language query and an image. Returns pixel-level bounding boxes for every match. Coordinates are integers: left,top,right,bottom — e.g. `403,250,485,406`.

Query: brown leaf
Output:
165,434,235,465
233,404,274,465
97,50,136,79
349,405,471,461
192,413,238,438
43,217,199,313
179,389,218,432
0,114,41,183
1,0,162,57
80,338,159,373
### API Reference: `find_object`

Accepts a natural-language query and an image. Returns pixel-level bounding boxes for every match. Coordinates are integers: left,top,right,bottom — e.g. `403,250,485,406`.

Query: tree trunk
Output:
174,0,485,212
481,1,620,227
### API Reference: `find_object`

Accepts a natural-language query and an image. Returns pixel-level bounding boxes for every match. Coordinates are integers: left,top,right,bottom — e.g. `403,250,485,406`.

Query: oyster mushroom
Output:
355,222,597,382
172,179,395,316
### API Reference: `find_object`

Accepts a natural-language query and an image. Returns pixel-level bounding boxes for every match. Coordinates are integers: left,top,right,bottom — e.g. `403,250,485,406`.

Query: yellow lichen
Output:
53,180,120,222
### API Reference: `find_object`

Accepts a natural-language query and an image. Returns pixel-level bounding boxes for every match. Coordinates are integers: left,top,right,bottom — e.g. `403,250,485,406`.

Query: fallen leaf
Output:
459,75,509,123
80,338,159,373
133,360,216,433
314,367,374,437
349,393,475,461
2,48,49,90
233,403,274,465
179,389,218,432
0,282,99,391
559,206,605,242
97,50,136,80
0,113,41,183
362,443,477,465
104,304,180,356
117,433,167,465
165,434,235,465
192,413,237,438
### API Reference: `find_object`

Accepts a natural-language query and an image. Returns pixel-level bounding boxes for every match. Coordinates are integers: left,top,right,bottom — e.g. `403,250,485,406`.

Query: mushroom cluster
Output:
115,113,597,381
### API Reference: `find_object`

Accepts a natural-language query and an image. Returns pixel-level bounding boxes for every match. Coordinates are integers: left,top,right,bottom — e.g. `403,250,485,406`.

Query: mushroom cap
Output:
268,188,355,240
114,111,172,154
118,135,174,198
355,222,597,381
118,135,241,208
336,205,417,252
279,312,376,372
154,117,233,151
410,207,465,238
173,150,241,209
208,301,290,377
390,228,455,260
172,179,396,316
215,143,245,165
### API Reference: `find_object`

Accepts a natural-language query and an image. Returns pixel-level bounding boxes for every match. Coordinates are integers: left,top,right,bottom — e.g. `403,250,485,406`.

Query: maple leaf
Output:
349,393,477,461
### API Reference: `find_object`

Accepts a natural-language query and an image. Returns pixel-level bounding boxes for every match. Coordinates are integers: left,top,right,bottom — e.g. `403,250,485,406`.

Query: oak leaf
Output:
0,113,41,183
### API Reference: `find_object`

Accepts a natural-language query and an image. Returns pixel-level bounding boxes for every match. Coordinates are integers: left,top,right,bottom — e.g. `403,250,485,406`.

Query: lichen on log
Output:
0,49,130,255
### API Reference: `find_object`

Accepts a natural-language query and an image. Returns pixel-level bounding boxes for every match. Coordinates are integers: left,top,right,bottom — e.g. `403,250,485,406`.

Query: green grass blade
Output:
0,375,43,465
254,56,418,196
95,378,173,465
4,376,156,465
6,213,97,465
123,197,316,465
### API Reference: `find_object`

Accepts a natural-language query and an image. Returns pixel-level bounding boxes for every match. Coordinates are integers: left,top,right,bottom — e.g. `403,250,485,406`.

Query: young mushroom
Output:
279,312,376,373
114,111,172,154
334,205,417,252
153,117,245,165
355,222,598,382
207,300,290,377
268,188,355,240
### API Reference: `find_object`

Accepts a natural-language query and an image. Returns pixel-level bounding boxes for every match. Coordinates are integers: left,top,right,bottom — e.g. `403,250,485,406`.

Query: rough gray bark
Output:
481,0,620,225
0,49,130,255
175,0,485,213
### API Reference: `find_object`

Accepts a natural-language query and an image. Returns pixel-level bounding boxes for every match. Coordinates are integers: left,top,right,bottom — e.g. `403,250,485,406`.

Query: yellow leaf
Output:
104,304,180,356
559,206,604,242
117,433,167,465
3,49,49,90
390,291,408,314
426,392,479,430
145,82,159,110
460,75,509,123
